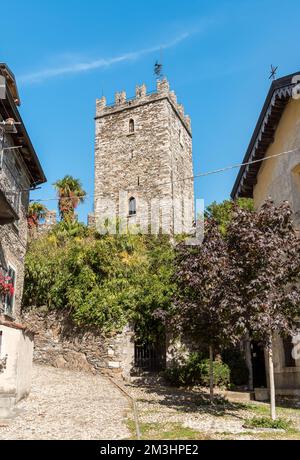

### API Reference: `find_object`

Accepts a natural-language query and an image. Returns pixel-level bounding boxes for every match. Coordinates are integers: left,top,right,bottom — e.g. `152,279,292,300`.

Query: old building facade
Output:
0,64,46,416
232,71,300,397
92,78,194,235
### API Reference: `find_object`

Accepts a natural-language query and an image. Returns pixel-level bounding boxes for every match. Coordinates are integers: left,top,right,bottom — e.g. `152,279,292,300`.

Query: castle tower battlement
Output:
95,78,191,134
93,78,194,234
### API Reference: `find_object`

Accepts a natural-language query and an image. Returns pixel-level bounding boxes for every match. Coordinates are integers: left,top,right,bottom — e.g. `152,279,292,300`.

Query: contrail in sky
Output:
20,32,192,84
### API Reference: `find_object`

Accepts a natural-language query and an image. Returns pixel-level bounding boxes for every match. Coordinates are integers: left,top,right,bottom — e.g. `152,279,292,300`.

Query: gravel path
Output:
125,377,300,439
125,379,250,433
0,365,130,440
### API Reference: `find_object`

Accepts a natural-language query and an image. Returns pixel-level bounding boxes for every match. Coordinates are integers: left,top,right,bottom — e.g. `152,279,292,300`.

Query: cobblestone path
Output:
0,364,130,440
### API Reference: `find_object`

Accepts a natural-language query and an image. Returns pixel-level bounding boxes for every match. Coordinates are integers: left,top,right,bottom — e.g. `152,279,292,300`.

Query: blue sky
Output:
2,0,300,222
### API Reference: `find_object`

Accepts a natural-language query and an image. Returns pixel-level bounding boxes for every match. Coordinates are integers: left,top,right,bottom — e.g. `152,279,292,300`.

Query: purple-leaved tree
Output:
224,200,300,419
172,220,241,400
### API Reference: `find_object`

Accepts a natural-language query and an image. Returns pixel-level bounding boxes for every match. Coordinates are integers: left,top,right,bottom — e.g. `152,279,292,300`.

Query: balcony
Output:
0,188,19,225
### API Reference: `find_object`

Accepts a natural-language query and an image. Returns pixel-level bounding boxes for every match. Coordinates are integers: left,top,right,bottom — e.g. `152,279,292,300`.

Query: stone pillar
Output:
120,324,135,381
166,332,189,368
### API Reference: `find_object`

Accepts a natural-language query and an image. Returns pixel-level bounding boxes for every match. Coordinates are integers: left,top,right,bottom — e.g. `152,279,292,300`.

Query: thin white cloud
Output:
20,32,192,84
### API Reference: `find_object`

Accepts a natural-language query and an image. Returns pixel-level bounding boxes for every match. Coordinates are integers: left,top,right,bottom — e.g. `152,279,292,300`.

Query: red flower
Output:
0,273,14,298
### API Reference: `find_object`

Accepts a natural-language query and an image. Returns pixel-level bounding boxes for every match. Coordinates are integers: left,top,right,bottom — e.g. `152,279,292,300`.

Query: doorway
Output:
252,342,267,387
134,340,166,372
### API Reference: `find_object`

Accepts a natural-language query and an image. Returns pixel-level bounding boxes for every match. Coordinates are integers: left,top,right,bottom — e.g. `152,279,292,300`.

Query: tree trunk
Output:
245,334,254,391
209,345,214,402
268,344,276,420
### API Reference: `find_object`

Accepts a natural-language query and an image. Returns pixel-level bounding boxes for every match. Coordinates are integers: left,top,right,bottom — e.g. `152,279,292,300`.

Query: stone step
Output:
223,390,255,402
0,393,16,418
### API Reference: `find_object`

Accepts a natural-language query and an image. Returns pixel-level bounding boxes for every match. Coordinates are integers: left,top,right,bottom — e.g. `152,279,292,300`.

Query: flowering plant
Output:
0,273,14,297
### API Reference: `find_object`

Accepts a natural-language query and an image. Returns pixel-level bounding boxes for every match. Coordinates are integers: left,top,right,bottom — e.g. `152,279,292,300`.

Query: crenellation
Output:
169,90,177,105
185,114,191,130
96,96,106,113
96,79,191,136
156,77,170,94
177,103,184,118
115,90,126,105
135,84,146,99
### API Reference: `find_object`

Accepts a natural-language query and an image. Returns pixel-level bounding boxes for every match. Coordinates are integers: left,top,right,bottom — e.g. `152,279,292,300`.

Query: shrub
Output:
243,416,291,430
23,225,175,338
164,353,230,387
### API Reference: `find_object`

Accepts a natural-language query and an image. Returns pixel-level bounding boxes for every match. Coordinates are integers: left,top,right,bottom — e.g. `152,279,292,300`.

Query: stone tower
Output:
93,78,194,234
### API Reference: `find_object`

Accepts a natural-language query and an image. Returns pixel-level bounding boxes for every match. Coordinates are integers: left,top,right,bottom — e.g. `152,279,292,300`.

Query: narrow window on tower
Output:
129,119,135,133
137,176,140,186
179,129,183,147
129,197,136,216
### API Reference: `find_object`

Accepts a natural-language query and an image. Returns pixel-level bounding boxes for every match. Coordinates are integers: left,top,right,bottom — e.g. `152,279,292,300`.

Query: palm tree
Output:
27,202,48,230
53,175,86,222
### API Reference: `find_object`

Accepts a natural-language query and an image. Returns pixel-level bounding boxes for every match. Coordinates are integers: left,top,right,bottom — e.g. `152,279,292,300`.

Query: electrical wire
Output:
30,146,300,203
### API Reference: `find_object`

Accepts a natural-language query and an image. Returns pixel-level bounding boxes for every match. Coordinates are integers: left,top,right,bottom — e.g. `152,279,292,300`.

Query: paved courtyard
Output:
0,364,130,440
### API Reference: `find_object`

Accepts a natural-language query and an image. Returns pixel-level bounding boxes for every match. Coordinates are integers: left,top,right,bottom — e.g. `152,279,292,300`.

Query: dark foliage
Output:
163,353,230,387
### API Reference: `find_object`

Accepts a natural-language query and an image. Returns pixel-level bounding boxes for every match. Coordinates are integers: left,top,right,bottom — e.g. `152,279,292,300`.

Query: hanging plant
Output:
0,273,14,298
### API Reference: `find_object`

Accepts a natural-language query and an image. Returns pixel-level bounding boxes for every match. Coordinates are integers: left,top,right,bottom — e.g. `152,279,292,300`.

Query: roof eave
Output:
2,87,46,186
231,72,300,200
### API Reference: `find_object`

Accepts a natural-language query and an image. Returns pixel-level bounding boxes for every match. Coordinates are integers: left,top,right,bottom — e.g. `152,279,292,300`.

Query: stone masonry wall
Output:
0,123,31,320
93,78,194,235
22,308,135,380
167,95,194,234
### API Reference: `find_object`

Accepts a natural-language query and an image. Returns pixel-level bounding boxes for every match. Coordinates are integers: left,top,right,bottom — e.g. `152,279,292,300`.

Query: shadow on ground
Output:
127,376,247,419
127,374,300,418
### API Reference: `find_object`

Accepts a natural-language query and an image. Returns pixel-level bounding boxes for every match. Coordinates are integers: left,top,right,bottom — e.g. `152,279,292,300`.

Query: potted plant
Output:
0,272,14,299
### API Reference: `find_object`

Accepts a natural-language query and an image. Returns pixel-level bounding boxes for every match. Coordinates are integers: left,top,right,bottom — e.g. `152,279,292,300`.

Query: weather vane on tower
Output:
154,47,164,79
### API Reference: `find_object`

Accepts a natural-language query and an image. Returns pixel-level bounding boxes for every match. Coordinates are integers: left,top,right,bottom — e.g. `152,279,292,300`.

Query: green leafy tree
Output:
205,198,254,235
27,202,48,230
23,226,175,341
53,175,86,222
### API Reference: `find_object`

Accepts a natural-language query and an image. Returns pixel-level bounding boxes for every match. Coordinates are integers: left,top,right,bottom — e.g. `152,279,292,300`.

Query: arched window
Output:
129,197,136,215
129,119,135,133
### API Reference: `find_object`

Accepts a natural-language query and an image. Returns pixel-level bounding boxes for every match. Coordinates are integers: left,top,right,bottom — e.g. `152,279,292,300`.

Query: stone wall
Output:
93,78,194,235
0,123,31,320
22,308,135,380
0,321,34,417
36,210,57,235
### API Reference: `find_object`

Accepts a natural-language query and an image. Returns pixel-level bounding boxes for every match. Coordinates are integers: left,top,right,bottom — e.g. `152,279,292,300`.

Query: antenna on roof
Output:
269,64,278,80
